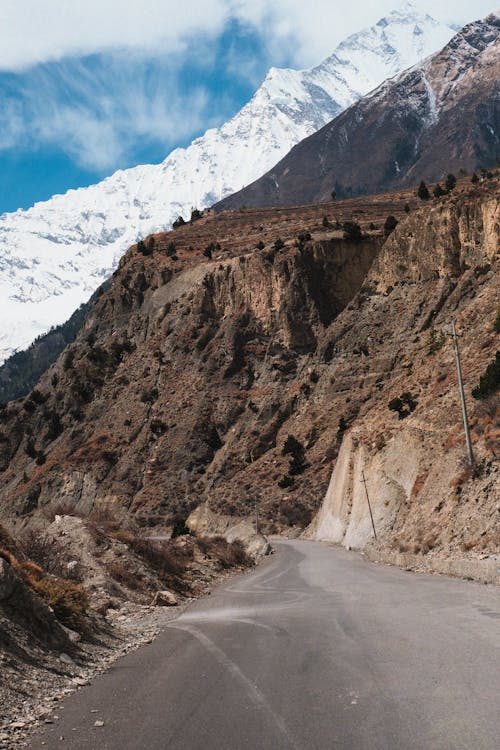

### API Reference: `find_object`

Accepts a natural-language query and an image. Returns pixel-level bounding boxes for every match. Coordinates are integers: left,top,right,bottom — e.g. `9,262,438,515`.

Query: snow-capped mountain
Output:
0,3,455,364
217,13,500,210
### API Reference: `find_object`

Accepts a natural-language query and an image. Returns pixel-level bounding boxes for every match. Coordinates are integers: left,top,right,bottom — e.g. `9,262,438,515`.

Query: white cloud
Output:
0,54,216,170
1,1,495,72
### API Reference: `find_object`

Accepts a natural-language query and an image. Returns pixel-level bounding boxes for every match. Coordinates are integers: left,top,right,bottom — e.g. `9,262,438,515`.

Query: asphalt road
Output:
29,541,499,750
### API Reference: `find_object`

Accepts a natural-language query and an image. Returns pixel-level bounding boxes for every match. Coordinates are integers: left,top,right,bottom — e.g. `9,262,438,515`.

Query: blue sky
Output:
0,0,494,214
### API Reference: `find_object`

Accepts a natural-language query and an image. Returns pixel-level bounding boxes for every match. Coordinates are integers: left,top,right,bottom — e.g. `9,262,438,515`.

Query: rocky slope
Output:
0,6,455,364
0,177,498,572
217,13,500,211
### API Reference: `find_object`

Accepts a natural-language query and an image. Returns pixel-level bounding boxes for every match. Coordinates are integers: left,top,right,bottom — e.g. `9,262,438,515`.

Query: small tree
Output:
172,216,186,229
322,216,330,228
282,435,307,476
274,238,285,250
404,204,410,213
256,240,265,250
433,184,446,198
330,190,336,201
445,173,457,192
417,181,430,200
343,221,362,241
388,392,418,420
190,208,203,223
471,172,479,184
384,215,398,236
203,246,212,259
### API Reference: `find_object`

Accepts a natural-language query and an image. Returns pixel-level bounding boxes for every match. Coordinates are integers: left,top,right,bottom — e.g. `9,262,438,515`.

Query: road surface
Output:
29,540,499,749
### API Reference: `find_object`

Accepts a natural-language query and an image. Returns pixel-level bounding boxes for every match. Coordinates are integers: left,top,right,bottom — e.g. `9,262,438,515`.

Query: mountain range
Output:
0,4,455,365
218,13,500,210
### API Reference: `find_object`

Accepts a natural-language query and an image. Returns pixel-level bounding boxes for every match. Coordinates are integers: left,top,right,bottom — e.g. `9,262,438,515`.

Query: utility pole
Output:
451,320,475,468
361,471,377,540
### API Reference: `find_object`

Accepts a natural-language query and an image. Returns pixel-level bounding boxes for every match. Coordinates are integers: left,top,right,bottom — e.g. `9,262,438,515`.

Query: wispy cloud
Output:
0,53,216,170
1,1,492,72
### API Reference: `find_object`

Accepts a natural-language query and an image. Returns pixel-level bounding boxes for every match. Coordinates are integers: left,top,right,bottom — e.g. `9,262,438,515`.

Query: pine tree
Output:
445,173,457,192
417,181,430,200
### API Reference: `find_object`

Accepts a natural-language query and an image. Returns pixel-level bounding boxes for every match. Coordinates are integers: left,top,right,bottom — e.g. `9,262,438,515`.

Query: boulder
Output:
151,590,177,607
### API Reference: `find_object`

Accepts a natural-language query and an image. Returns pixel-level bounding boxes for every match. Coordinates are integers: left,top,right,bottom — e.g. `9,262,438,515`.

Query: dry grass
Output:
0,523,17,553
2,547,89,632
30,576,89,631
197,536,252,569
449,466,473,488
106,561,143,590
19,530,83,581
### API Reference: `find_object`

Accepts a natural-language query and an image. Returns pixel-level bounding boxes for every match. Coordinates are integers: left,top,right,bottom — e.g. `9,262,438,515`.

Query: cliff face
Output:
0,181,498,565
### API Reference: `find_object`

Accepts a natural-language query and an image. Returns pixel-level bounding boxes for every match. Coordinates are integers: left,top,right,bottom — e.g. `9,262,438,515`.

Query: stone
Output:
150,590,177,607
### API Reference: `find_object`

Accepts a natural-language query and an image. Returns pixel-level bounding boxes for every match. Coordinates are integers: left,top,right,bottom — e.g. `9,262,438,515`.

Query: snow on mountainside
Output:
0,4,455,364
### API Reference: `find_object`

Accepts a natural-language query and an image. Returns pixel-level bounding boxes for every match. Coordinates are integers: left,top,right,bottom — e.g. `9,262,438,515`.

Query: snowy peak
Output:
0,6,458,365
216,14,499,212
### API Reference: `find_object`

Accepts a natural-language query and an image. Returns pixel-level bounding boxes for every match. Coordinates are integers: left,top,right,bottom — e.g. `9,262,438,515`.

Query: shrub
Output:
417,181,430,200
274,238,285,250
32,576,89,631
63,350,75,370
165,242,177,257
330,190,336,200
494,306,500,333
256,240,265,250
137,239,153,256
404,204,410,213
171,516,190,538
282,435,307,474
428,328,445,355
46,410,63,440
0,523,17,553
343,221,362,241
445,173,457,192
433,184,446,198
280,500,313,527
172,216,186,229
278,475,294,489
297,231,311,243
384,215,398,236
106,562,141,590
322,216,330,228
388,392,418,419
190,208,203,223
25,438,37,458
197,536,251,569
471,172,479,184
19,530,80,580
472,352,500,400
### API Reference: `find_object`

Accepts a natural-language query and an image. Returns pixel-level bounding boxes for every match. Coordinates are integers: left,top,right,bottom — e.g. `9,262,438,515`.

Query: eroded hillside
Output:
0,179,498,564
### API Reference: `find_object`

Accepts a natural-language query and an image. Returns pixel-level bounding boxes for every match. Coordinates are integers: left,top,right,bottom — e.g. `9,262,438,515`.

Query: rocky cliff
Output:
0,179,498,569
